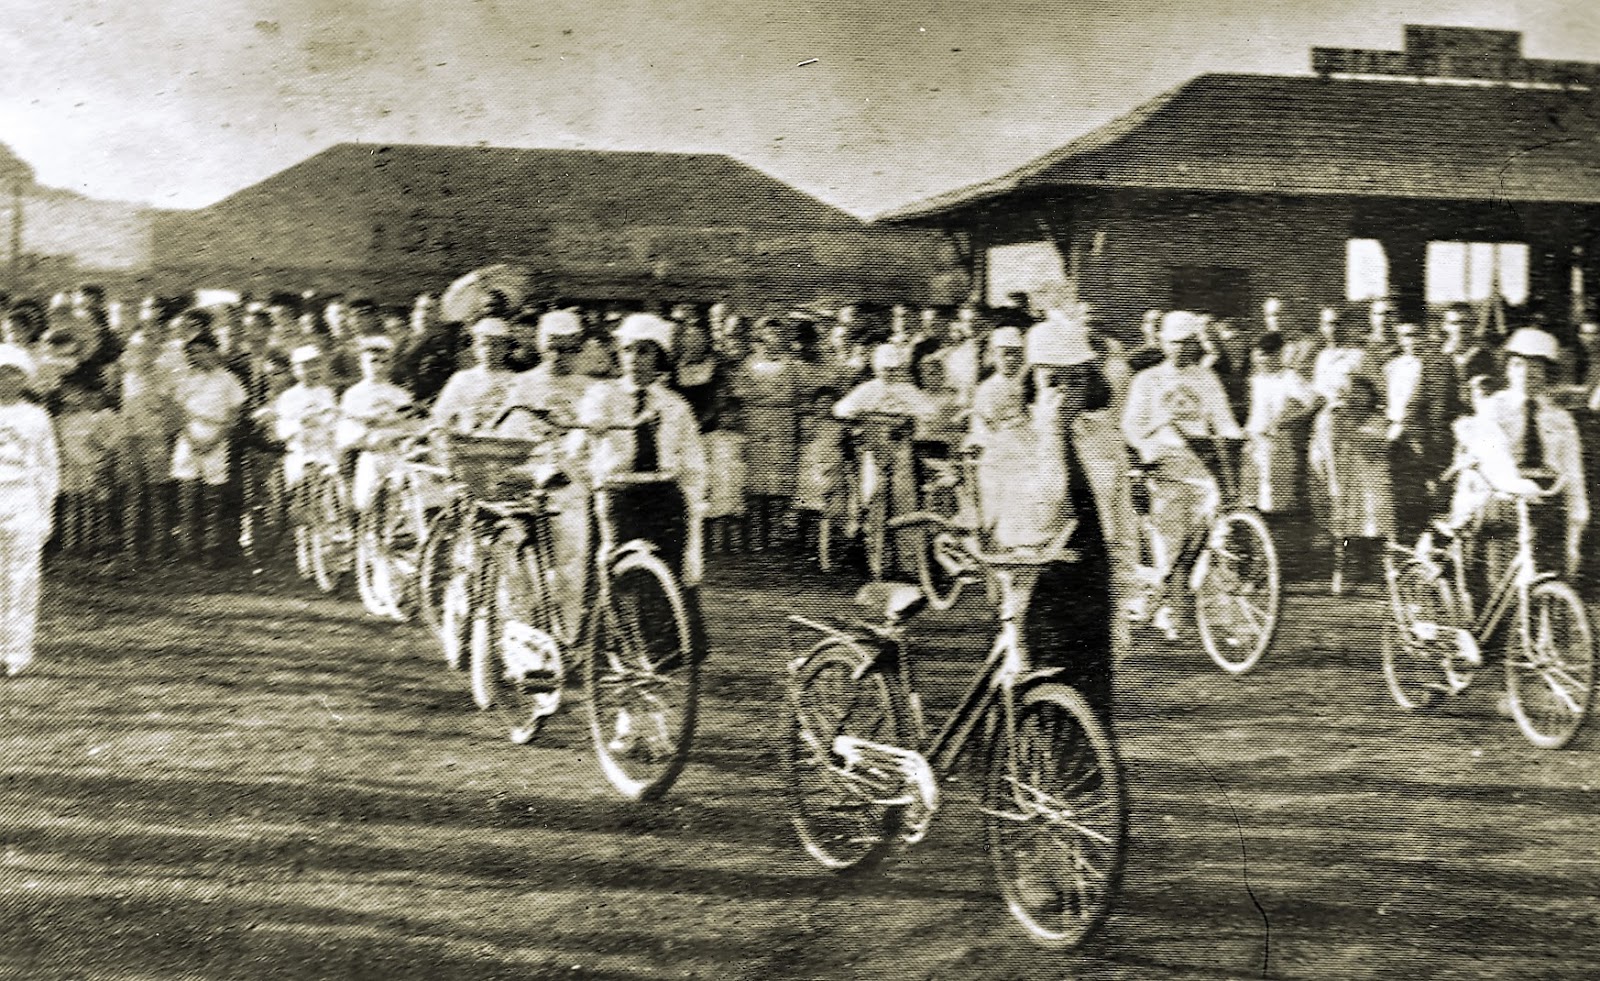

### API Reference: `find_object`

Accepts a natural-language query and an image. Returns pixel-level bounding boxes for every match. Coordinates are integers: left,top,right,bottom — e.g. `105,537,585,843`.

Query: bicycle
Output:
823,411,918,580
783,510,1127,949
465,406,701,802
908,445,986,611
1382,466,1595,748
1126,434,1281,675
237,439,291,570
300,460,355,594
355,425,453,621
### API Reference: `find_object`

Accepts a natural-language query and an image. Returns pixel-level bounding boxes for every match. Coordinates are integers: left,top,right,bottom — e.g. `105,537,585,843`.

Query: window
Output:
1426,241,1529,306
986,242,1067,308
1346,239,1389,301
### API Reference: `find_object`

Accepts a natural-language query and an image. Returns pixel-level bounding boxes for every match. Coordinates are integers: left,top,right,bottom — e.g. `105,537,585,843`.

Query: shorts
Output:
171,435,231,486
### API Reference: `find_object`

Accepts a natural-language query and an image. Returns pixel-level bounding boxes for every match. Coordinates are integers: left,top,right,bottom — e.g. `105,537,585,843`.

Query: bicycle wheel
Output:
585,548,699,802
354,491,396,618
469,535,566,744
1381,556,1454,712
417,506,454,634
239,460,288,567
915,476,966,612
984,682,1126,949
308,474,353,594
783,639,905,872
1505,579,1595,749
1193,509,1279,675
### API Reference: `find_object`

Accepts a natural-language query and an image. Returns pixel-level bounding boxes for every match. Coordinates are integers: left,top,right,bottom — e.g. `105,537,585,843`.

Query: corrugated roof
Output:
877,72,1600,222
209,142,862,227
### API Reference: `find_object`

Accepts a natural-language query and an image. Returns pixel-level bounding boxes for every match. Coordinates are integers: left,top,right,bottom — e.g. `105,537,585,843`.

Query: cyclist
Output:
431,317,518,435
1120,311,1243,635
260,345,339,492
576,312,708,669
1430,327,1587,581
336,335,416,512
834,342,938,570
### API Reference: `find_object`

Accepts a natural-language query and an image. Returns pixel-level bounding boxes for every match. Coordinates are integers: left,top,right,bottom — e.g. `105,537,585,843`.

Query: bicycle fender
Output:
1015,666,1067,689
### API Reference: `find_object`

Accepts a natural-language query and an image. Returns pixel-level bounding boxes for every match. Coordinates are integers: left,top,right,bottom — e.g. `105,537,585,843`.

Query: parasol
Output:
440,264,535,324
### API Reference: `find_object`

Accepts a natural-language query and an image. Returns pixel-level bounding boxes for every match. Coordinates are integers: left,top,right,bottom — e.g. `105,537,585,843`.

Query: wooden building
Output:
878,26,1600,338
152,142,962,306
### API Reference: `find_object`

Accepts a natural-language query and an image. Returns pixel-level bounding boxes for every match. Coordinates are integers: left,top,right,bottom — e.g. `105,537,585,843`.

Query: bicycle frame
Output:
1438,493,1553,647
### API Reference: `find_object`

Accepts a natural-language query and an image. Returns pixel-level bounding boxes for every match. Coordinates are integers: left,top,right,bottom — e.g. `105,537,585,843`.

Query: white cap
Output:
471,317,512,340
537,310,583,344
1026,310,1097,367
0,343,36,380
616,313,676,355
989,326,1024,349
357,334,395,353
872,342,907,374
1504,327,1561,362
1159,311,1204,343
290,344,322,366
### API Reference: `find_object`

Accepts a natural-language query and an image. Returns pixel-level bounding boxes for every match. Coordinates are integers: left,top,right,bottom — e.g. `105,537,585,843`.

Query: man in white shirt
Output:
431,317,518,434
171,326,248,563
1121,311,1243,631
577,312,708,668
262,345,339,490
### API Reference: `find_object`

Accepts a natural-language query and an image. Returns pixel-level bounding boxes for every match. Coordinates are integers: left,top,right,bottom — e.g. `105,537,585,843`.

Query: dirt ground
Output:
1,552,1597,980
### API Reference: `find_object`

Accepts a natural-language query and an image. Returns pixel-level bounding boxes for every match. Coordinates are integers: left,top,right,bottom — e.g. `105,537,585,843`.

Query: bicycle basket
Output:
438,432,543,501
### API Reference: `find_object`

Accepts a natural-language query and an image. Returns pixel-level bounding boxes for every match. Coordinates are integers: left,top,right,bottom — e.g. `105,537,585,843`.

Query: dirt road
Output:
0,555,1596,980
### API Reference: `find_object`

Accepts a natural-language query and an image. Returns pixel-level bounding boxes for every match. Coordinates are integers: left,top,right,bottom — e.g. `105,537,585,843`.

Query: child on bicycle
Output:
1120,311,1243,634
577,312,709,666
336,335,416,512
1429,327,1587,581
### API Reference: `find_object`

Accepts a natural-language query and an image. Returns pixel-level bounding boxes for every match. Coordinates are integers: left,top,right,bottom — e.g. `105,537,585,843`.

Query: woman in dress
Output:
1242,332,1316,519
732,318,803,551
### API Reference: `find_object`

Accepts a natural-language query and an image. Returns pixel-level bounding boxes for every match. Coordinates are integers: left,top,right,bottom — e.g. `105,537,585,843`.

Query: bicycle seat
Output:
853,581,927,624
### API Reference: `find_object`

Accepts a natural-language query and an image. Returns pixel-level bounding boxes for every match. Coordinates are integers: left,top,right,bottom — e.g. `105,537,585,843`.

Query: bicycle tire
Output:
983,681,1126,949
1381,556,1454,712
308,474,352,595
417,506,456,634
1194,509,1279,675
1505,578,1595,749
354,490,396,618
468,536,566,744
783,638,906,873
585,548,699,802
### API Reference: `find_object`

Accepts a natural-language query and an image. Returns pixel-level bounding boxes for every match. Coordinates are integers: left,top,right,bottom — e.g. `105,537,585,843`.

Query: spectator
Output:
170,327,248,564
0,344,57,676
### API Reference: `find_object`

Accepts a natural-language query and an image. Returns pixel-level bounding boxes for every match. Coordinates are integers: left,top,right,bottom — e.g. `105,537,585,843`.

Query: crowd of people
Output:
0,276,1595,692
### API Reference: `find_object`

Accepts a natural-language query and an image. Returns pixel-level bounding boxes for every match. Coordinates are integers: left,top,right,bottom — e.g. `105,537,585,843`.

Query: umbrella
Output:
441,264,535,324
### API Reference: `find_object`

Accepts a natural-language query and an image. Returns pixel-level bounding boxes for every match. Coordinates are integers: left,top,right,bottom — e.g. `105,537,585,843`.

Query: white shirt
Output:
1383,353,1424,425
431,365,517,434
337,379,413,451
1310,346,1365,402
577,379,707,509
1463,388,1588,528
941,339,981,404
271,383,339,456
1245,369,1315,437
832,379,939,421
495,364,598,439
1121,361,1242,462
173,368,247,448
0,401,58,521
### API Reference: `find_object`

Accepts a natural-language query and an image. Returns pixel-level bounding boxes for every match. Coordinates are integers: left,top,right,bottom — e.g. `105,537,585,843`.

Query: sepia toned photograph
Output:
1,1,1597,978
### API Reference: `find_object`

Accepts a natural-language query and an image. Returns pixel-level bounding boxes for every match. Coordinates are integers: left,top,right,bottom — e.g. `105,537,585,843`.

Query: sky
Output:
1,0,1597,217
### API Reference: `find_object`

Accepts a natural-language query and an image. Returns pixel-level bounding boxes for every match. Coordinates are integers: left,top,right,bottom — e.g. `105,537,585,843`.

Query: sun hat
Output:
1504,327,1560,363
1026,310,1097,367
616,313,676,355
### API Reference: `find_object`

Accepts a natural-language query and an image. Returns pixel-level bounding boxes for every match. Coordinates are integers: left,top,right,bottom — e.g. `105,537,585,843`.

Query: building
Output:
878,25,1600,338
153,142,961,306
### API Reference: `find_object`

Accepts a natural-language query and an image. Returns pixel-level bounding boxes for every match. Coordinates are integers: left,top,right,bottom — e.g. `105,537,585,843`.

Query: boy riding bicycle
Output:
1120,311,1243,636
